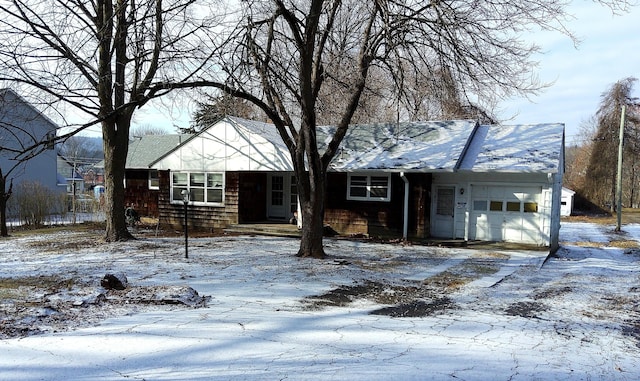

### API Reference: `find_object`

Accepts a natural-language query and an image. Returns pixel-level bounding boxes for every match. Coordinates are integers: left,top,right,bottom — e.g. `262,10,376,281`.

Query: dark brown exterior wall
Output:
238,172,267,223
323,172,432,239
158,171,239,231
156,169,432,238
124,169,159,217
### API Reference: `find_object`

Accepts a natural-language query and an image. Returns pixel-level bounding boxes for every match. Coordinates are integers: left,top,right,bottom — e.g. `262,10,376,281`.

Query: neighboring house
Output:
123,134,191,217
57,155,85,194
150,116,565,251
0,89,64,214
561,187,575,217
83,167,104,188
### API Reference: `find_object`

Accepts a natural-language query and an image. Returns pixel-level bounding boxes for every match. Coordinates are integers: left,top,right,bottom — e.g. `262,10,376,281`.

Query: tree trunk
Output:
296,193,326,259
0,172,11,237
102,119,133,242
0,182,7,237
294,131,327,259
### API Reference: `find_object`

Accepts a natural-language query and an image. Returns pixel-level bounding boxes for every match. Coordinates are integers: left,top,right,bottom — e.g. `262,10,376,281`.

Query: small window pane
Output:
370,176,388,187
473,200,487,211
272,176,284,191
524,202,538,213
190,188,205,202
172,187,187,201
149,170,159,189
350,176,367,186
207,189,223,203
190,173,205,187
506,201,520,212
350,187,367,197
490,201,503,211
173,173,188,186
208,173,223,188
370,187,388,198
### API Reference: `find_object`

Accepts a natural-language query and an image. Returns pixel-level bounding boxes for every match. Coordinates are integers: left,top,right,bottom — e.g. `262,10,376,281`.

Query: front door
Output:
267,173,297,221
431,186,455,238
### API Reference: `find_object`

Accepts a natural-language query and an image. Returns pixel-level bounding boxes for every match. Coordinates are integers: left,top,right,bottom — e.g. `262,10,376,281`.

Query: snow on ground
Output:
0,221,639,380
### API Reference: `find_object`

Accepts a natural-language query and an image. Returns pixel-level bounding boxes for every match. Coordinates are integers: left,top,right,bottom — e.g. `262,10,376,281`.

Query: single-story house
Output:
561,187,575,216
122,134,191,217
148,116,565,251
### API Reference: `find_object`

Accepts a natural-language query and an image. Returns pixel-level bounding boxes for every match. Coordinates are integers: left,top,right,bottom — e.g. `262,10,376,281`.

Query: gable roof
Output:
126,134,192,169
457,123,565,173
0,88,59,131
318,120,477,172
57,155,83,180
150,116,564,174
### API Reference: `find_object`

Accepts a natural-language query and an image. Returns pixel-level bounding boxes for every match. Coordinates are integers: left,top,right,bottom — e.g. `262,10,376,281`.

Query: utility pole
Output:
615,105,626,232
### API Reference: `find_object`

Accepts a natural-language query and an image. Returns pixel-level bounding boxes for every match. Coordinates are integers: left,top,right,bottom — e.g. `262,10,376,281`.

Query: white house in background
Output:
150,116,565,252
0,89,63,209
561,187,576,216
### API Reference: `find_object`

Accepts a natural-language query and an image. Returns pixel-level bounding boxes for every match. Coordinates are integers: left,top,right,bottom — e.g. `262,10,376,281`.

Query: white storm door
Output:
267,174,287,220
432,186,455,238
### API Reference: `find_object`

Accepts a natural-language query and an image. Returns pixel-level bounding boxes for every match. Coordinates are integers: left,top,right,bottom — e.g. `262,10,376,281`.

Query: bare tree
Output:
0,89,56,236
584,77,639,210
189,93,265,133
565,116,597,194
192,0,626,258
59,136,103,163
0,0,223,241
131,124,169,137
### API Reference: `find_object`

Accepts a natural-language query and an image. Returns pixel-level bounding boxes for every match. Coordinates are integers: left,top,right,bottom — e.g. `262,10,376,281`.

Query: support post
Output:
400,172,409,240
181,190,189,258
615,105,626,232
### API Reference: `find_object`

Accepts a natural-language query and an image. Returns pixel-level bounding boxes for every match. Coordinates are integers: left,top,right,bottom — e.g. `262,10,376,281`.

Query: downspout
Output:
400,172,409,240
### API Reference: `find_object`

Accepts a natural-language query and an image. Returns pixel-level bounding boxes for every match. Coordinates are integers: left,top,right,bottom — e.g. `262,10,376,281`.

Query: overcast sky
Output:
500,2,639,144
125,2,639,143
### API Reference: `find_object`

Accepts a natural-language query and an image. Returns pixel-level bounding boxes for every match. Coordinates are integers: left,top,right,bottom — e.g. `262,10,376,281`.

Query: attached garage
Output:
468,185,546,244
430,123,565,251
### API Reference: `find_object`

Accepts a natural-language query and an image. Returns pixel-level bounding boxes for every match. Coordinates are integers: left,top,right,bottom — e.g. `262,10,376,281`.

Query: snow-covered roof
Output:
159,117,564,174
227,116,290,153
318,120,477,172
457,123,565,173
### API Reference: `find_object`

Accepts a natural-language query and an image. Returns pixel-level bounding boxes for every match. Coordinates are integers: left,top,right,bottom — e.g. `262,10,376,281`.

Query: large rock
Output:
100,272,128,290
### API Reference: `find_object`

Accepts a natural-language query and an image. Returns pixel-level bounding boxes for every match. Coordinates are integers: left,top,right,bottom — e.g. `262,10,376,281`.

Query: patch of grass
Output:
567,241,607,248
563,240,640,249
0,275,77,300
423,271,475,291
564,208,640,225
610,240,640,249
8,222,105,237
26,237,101,252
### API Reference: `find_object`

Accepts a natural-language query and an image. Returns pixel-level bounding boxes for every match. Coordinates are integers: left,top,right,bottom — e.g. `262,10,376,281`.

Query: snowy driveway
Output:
1,222,639,380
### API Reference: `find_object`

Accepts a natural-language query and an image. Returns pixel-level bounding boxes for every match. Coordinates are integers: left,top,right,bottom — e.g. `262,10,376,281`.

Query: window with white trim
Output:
347,173,391,201
171,171,224,205
148,170,159,190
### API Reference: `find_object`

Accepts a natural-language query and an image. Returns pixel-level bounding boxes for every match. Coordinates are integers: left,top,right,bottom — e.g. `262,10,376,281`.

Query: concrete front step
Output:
225,223,301,238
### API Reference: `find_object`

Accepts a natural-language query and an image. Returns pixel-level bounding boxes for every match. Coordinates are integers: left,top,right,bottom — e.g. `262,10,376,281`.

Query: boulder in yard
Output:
100,273,128,290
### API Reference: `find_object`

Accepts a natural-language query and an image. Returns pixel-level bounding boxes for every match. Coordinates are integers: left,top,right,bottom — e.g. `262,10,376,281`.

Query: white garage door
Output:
469,185,542,244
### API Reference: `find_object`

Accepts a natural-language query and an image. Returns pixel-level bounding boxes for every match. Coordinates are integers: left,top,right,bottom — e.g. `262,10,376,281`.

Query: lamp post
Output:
181,189,189,259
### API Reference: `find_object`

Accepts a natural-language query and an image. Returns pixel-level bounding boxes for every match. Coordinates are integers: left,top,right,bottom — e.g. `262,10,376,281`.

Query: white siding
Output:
432,172,556,246
152,120,294,172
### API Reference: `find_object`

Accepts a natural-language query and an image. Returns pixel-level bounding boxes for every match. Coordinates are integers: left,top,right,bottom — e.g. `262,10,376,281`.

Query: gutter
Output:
400,172,409,240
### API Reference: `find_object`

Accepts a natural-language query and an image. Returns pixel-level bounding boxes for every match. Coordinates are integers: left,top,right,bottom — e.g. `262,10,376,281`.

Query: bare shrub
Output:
8,181,65,227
